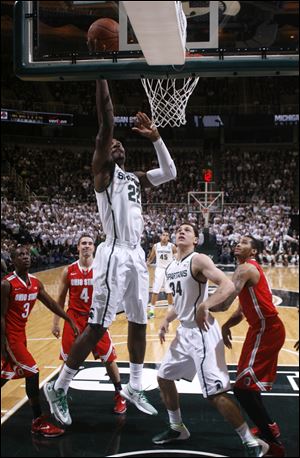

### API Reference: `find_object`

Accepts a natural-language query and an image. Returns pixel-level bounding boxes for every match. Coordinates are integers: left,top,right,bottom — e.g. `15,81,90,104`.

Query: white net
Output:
141,76,199,128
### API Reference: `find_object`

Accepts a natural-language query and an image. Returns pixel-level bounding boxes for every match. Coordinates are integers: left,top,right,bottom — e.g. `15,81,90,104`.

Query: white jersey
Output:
165,252,208,323
155,242,174,269
95,164,144,244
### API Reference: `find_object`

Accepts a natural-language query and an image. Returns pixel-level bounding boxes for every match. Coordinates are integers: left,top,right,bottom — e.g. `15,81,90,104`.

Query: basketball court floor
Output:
1,265,299,457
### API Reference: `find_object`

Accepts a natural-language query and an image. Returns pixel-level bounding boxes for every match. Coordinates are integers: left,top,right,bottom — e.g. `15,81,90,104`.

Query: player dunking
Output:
153,224,268,457
220,235,286,457
147,231,176,318
51,234,126,415
44,79,177,424
1,245,79,437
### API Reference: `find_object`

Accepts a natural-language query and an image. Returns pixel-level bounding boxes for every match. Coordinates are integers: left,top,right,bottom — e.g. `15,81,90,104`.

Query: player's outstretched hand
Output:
132,112,160,142
222,324,233,349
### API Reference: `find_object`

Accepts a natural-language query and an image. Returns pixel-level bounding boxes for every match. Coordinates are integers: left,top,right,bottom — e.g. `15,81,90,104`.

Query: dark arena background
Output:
1,1,299,457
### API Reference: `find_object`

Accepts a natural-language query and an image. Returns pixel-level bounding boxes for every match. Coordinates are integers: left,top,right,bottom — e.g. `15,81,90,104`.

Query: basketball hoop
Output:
141,76,199,128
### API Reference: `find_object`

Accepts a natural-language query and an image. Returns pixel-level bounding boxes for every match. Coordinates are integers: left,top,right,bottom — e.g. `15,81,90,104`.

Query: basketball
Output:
87,18,119,52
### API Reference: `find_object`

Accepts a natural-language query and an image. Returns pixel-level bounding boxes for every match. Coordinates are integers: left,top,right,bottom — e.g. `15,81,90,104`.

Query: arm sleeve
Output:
146,138,177,186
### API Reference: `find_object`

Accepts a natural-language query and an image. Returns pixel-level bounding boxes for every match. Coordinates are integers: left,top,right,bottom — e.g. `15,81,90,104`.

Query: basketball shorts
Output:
158,314,231,398
152,267,172,294
60,309,117,363
235,316,286,391
1,332,39,380
89,239,149,328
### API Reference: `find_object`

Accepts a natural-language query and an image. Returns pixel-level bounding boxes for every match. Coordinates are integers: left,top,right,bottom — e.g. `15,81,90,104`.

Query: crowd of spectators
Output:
2,143,298,206
1,196,298,277
1,141,298,276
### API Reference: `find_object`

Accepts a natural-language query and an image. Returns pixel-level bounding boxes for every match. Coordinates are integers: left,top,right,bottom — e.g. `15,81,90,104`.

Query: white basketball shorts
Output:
152,266,172,294
88,240,149,328
158,314,231,398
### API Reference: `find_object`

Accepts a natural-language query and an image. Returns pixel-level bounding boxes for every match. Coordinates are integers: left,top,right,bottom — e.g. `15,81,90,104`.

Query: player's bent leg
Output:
157,376,179,411
208,392,269,457
152,376,190,444
44,324,107,425
67,323,106,369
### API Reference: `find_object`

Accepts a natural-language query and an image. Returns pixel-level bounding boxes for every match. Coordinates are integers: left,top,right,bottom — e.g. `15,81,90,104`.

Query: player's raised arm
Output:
132,112,177,188
93,80,115,191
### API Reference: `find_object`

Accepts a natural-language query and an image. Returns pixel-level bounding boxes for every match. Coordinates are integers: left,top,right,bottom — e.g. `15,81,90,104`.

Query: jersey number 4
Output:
80,287,89,303
169,281,183,296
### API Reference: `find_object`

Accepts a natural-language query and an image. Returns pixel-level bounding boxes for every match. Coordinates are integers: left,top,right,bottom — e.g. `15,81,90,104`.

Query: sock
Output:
234,387,279,443
114,381,122,393
54,365,78,394
235,422,258,445
129,363,143,391
168,408,182,427
150,305,155,311
31,403,42,420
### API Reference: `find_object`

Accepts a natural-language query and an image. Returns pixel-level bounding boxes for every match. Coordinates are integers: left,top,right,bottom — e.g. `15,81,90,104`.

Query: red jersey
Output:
238,259,278,327
67,261,93,314
3,271,40,336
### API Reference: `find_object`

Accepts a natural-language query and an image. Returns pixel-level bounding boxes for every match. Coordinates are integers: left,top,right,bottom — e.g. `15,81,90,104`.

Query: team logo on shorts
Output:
214,379,223,390
89,308,94,320
244,376,251,387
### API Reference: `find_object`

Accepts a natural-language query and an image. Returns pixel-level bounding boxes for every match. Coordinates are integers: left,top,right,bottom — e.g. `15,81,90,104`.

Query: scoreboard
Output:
1,109,73,126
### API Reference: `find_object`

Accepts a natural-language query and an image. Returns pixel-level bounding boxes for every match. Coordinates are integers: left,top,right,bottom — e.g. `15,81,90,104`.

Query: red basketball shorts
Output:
235,316,285,391
60,309,117,363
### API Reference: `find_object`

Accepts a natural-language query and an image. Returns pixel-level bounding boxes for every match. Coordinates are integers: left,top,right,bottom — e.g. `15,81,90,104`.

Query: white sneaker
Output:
152,423,190,444
120,383,158,416
43,381,72,426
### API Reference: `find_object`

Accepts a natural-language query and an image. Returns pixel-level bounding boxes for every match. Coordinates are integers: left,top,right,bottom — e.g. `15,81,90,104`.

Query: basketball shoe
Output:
152,423,190,444
113,392,127,414
243,438,269,457
43,381,72,426
251,422,281,439
120,383,158,415
264,441,286,457
31,415,65,437
147,308,155,319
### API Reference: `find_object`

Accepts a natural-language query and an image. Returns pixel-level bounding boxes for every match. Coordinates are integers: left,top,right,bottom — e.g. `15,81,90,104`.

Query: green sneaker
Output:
243,439,269,457
147,309,155,319
152,423,190,444
43,381,72,426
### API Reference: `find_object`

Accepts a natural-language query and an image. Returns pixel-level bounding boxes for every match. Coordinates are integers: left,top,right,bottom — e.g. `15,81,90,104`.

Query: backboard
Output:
13,1,299,81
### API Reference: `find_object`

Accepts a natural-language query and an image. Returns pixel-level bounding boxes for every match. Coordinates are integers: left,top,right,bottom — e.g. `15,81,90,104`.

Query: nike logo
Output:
120,400,126,404
70,273,77,276
40,426,50,430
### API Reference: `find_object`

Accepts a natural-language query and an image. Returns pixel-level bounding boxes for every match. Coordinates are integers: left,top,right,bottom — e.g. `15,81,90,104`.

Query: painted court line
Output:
1,366,61,425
